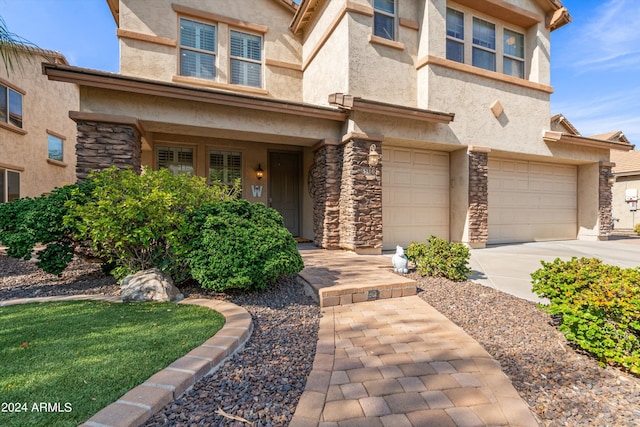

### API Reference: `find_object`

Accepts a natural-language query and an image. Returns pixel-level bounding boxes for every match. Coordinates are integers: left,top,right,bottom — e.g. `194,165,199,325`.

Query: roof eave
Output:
543,131,635,151
42,63,347,122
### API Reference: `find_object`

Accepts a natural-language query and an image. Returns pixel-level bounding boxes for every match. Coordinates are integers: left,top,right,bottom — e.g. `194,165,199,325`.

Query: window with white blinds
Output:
230,30,262,88
209,150,242,185
179,18,216,79
157,146,194,175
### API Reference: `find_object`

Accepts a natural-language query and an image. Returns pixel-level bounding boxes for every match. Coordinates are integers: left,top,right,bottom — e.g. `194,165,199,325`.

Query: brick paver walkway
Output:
292,248,541,427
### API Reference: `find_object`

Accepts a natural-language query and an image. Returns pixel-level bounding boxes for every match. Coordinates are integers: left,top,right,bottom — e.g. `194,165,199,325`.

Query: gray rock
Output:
120,268,183,302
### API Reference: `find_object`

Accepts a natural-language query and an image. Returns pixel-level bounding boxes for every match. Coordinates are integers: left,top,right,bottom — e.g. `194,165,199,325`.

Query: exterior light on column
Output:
256,164,264,180
368,144,380,167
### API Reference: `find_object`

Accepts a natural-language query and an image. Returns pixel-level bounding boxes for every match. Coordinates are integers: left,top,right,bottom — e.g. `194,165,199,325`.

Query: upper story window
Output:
0,168,20,203
1,83,23,129
209,150,241,186
472,17,496,72
47,134,64,161
446,8,464,62
230,30,262,88
446,7,525,79
179,18,216,80
157,146,194,175
503,29,525,78
373,0,396,40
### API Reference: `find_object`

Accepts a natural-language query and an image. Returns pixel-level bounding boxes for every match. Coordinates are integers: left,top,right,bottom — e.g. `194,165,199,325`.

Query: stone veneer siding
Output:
75,120,142,181
599,162,614,236
311,144,342,249
468,149,489,244
338,138,383,252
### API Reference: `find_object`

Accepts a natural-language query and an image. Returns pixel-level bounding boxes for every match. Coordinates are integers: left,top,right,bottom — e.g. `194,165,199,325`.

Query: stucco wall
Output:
301,0,350,105
0,51,78,198
612,176,640,230
119,0,303,101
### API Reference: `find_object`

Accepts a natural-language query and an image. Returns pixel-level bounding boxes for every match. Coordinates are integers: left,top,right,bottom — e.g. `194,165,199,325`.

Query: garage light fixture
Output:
368,144,380,167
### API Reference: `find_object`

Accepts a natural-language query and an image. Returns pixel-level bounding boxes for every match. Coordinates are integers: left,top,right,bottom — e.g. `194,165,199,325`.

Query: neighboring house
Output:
610,147,640,231
0,47,78,202
42,0,633,253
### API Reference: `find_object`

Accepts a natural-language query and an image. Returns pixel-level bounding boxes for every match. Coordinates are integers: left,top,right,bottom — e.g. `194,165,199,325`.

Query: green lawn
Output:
0,300,225,427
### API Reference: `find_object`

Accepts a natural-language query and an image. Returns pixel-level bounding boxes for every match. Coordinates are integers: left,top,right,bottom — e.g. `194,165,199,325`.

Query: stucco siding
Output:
119,0,302,101
0,51,78,198
612,176,640,229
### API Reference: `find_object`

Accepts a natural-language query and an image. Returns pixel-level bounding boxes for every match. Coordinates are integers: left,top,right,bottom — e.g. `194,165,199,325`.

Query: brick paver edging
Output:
0,294,253,427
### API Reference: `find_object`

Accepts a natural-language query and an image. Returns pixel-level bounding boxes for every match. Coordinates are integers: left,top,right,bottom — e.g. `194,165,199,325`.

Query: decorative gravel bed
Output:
416,275,640,427
3,250,640,426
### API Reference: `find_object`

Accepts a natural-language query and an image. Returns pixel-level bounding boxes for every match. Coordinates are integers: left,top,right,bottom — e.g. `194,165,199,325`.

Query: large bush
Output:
185,200,304,291
531,257,640,375
405,235,470,282
0,180,95,275
66,167,238,281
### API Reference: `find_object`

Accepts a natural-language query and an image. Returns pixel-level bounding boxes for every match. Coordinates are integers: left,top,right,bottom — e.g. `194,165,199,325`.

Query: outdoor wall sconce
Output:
368,144,380,167
608,175,616,185
256,164,264,180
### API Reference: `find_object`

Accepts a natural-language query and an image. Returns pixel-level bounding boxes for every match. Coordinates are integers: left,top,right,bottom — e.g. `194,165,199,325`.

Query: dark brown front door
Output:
269,151,301,236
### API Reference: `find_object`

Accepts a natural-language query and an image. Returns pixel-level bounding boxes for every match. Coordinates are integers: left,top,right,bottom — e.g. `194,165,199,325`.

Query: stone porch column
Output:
338,134,383,254
310,140,342,249
598,161,615,238
70,112,142,181
467,146,490,248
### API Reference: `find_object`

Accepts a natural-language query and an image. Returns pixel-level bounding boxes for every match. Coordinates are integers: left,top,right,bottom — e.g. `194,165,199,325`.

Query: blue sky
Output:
1,0,638,144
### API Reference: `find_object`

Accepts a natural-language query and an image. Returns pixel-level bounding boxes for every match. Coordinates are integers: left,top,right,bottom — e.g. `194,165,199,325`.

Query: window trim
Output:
0,78,25,131
373,0,397,41
0,167,21,203
229,29,264,88
208,149,243,187
47,130,66,162
445,6,527,79
503,27,525,79
178,17,217,81
156,145,196,176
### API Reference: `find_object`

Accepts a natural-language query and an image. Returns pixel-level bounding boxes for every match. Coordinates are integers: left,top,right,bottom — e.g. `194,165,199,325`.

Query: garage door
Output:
383,147,449,248
488,158,577,244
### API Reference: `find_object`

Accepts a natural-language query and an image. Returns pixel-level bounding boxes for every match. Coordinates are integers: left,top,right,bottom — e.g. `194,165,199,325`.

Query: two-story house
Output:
43,0,633,253
1,47,78,202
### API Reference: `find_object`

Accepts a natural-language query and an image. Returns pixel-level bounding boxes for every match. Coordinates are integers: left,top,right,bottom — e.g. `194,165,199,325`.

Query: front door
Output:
269,151,301,236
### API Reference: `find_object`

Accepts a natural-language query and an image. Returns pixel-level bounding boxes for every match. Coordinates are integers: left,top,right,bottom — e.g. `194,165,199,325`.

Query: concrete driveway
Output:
468,236,640,303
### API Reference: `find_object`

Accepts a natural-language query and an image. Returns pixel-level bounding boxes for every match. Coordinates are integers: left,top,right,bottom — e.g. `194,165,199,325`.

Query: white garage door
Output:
488,158,577,244
383,147,449,249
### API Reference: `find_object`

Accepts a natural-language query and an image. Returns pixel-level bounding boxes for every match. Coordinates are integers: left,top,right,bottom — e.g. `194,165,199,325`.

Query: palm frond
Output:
0,16,39,73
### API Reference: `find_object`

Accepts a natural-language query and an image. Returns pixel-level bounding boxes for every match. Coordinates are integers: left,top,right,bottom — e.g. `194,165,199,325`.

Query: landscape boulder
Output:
120,268,183,302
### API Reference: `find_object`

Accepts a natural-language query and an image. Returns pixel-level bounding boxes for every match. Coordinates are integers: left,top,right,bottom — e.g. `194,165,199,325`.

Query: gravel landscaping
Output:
2,250,640,426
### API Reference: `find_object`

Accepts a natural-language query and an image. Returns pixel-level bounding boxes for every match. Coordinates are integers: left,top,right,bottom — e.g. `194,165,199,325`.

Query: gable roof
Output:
590,131,632,145
611,150,640,175
550,113,580,135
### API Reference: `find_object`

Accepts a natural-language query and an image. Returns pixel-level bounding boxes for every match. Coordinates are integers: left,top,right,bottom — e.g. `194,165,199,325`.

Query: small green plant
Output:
532,257,640,375
0,180,95,275
406,235,470,282
66,167,238,281
185,200,304,291
635,223,640,236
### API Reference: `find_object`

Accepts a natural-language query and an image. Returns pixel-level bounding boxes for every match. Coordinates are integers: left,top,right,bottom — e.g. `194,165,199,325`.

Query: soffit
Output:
543,131,635,151
43,63,347,122
328,93,455,125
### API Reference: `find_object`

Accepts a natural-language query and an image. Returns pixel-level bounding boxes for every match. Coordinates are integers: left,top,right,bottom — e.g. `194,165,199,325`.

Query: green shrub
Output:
66,167,237,281
0,180,95,275
185,200,304,291
635,223,640,236
405,235,470,282
531,257,640,375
